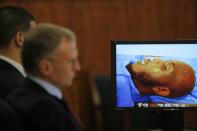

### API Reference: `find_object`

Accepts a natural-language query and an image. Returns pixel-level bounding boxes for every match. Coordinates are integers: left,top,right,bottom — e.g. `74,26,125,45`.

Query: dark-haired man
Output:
0,6,36,99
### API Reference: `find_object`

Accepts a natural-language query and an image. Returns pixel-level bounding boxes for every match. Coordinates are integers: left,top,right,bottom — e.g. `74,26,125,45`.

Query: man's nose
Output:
75,60,81,72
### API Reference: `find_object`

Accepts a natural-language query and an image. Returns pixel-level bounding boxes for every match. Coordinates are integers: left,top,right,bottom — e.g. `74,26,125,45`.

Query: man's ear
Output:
38,59,52,77
152,86,170,97
15,31,24,48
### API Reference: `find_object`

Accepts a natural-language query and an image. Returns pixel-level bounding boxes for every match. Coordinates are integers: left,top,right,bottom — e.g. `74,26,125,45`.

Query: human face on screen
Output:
130,58,176,84
126,58,195,97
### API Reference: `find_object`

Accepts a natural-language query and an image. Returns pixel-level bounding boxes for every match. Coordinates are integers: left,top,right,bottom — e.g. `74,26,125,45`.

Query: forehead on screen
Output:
116,44,197,58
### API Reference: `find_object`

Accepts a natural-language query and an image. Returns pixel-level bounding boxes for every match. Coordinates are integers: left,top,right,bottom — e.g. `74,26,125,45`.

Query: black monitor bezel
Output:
111,40,197,111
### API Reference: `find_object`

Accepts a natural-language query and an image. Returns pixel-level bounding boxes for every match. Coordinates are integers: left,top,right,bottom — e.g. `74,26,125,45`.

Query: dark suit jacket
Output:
0,59,25,99
7,78,84,131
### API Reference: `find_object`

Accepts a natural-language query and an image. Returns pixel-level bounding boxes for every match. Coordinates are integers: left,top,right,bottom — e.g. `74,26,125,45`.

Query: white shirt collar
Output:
0,55,26,77
29,76,63,100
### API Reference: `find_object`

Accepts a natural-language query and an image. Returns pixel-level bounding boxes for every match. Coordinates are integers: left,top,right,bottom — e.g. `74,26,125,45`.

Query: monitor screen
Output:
112,41,197,110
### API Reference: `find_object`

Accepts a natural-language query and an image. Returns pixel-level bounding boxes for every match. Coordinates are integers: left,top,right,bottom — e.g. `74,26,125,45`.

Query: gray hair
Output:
22,23,76,76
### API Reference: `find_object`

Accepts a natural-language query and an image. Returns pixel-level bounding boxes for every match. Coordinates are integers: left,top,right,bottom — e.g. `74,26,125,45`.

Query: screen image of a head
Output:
126,58,195,98
115,44,197,107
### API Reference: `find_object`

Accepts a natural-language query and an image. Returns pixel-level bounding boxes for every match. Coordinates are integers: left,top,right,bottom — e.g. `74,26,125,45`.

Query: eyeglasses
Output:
45,56,79,68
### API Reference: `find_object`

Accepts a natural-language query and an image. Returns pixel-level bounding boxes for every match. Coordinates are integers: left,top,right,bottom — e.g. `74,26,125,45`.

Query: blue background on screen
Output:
116,44,197,107
116,44,197,58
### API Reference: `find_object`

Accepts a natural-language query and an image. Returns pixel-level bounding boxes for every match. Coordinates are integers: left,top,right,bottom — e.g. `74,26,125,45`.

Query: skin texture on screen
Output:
126,58,195,98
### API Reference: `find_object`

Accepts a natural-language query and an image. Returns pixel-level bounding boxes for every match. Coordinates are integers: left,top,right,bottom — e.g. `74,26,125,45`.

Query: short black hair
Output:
0,6,35,48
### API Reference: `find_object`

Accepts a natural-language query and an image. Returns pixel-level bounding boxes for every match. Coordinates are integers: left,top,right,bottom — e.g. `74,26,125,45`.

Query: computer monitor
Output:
112,40,197,110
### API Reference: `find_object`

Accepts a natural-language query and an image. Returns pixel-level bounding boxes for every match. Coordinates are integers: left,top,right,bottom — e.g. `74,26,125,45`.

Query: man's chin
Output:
62,80,73,88
67,81,73,87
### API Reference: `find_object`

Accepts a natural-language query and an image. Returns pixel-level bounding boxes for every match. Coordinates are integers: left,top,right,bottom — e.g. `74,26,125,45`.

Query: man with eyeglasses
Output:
7,23,83,131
